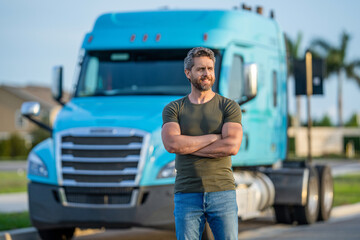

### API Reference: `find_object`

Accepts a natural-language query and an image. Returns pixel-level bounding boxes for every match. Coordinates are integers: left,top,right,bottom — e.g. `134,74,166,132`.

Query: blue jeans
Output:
174,190,238,240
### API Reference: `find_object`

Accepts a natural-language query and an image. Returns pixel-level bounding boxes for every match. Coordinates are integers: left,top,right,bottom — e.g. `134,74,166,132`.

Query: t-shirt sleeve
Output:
223,99,242,124
162,101,179,126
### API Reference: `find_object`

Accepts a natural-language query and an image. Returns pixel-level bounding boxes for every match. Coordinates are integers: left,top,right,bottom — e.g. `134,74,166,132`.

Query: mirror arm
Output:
239,95,256,106
23,115,52,133
55,98,66,106
52,66,66,106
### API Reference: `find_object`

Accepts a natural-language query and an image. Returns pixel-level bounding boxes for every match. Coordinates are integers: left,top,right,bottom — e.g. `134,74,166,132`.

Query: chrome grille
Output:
57,127,149,206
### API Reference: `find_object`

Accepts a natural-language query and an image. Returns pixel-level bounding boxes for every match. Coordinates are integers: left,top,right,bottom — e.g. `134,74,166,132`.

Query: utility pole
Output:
294,52,324,162
305,51,313,163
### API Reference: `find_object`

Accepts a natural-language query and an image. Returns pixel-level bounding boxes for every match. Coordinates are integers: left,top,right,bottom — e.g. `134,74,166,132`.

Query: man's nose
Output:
203,69,210,76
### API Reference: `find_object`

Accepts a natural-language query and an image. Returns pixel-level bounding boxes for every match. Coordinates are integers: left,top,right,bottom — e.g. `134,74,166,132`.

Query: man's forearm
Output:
165,134,221,155
191,136,241,158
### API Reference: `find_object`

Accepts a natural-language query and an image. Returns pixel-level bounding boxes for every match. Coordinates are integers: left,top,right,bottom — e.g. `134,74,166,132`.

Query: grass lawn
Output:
333,173,360,206
0,157,27,161
0,212,31,231
0,171,27,194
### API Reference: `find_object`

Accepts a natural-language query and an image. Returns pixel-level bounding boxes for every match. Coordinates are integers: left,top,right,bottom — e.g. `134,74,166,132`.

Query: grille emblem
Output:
90,129,115,134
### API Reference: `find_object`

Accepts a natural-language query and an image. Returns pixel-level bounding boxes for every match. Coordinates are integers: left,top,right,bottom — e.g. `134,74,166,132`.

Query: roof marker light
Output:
88,35,93,43
130,34,136,42
203,33,208,41
256,6,263,15
156,34,161,42
143,34,148,42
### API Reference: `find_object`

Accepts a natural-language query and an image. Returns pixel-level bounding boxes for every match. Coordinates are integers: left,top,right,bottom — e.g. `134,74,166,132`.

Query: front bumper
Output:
28,182,175,230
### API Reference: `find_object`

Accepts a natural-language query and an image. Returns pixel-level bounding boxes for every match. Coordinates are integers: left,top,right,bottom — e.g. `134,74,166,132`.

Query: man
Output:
161,47,243,240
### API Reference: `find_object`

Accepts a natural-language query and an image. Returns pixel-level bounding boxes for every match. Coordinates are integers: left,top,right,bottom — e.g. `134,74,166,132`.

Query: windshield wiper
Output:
91,91,108,96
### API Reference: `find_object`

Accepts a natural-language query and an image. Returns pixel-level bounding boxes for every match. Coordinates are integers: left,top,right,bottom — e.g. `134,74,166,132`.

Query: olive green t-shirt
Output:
162,93,242,193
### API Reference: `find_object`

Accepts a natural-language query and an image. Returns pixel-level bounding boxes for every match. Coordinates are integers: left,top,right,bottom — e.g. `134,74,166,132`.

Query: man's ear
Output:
184,69,191,80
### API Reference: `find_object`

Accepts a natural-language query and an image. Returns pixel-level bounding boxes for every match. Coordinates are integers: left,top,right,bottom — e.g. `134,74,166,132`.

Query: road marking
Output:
75,228,105,237
4,233,12,240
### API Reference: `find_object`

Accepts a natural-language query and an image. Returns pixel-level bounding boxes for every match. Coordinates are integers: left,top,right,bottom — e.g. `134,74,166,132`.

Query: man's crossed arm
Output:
161,122,243,158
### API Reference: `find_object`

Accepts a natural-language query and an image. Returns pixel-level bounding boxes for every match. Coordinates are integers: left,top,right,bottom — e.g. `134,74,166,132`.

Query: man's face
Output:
185,56,215,92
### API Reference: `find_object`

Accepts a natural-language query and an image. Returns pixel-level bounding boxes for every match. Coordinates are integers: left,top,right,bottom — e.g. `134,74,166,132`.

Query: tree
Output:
285,32,303,127
30,115,51,148
313,114,333,127
31,127,50,148
286,32,304,73
310,31,360,126
345,113,359,127
0,133,30,158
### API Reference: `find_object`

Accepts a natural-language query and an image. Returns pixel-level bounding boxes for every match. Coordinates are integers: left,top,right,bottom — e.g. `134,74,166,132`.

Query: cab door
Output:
219,44,269,166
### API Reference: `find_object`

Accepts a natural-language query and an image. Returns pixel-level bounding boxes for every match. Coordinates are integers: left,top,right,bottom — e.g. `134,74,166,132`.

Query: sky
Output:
0,0,359,124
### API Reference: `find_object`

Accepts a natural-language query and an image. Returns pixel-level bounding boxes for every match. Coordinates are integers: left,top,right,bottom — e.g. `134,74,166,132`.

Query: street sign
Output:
294,58,325,96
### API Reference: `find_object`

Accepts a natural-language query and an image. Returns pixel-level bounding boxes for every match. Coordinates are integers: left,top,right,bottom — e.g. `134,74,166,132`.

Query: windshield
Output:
75,49,221,97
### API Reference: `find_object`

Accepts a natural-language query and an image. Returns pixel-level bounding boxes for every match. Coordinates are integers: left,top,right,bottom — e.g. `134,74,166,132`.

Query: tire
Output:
315,165,333,221
274,205,293,224
293,166,319,225
38,228,75,240
201,221,214,240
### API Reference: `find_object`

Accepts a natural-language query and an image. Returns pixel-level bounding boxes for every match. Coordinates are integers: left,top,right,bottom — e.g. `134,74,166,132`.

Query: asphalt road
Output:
71,203,360,240
0,161,27,172
238,214,360,240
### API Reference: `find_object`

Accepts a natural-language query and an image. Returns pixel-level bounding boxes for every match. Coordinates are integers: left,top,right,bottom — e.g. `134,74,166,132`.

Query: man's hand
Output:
162,122,221,155
191,122,243,158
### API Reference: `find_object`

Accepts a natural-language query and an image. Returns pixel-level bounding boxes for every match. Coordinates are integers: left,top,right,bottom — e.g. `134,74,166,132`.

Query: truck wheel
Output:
274,205,293,224
293,166,319,225
38,228,75,240
315,165,333,221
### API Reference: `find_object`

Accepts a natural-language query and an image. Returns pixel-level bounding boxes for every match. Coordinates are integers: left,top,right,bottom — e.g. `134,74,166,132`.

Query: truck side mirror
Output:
21,102,41,116
244,63,258,98
239,63,258,105
52,66,65,105
21,102,52,132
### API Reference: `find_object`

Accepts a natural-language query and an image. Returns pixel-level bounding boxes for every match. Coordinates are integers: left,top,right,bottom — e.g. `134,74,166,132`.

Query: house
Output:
0,85,68,142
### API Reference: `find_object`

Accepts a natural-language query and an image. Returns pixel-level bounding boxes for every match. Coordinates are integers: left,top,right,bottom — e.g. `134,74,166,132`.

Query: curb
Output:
0,227,40,240
329,202,360,220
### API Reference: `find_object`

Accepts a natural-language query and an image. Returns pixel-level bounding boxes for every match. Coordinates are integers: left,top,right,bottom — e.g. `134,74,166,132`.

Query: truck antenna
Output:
242,3,252,11
256,6,263,15
270,10,275,19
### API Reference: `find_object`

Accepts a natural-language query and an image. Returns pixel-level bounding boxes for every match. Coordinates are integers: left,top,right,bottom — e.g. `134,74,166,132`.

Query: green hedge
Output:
0,127,50,159
0,133,30,158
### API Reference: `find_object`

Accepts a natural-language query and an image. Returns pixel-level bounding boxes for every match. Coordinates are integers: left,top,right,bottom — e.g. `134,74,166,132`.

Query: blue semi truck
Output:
21,7,333,240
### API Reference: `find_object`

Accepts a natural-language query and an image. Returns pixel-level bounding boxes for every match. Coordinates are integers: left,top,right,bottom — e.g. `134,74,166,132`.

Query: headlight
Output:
157,160,176,179
27,152,48,177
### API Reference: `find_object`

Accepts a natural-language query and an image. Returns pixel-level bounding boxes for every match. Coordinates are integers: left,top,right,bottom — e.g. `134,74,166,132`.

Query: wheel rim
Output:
308,176,319,216
323,172,334,212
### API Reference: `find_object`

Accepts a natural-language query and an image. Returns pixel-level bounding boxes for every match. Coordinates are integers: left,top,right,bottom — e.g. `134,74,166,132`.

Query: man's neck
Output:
188,89,215,104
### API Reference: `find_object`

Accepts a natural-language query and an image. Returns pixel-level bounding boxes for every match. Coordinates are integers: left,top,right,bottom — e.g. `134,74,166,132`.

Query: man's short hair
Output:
184,47,216,71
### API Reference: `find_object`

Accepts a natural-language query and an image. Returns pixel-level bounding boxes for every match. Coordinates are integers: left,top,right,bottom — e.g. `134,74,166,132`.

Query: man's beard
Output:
190,75,215,92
